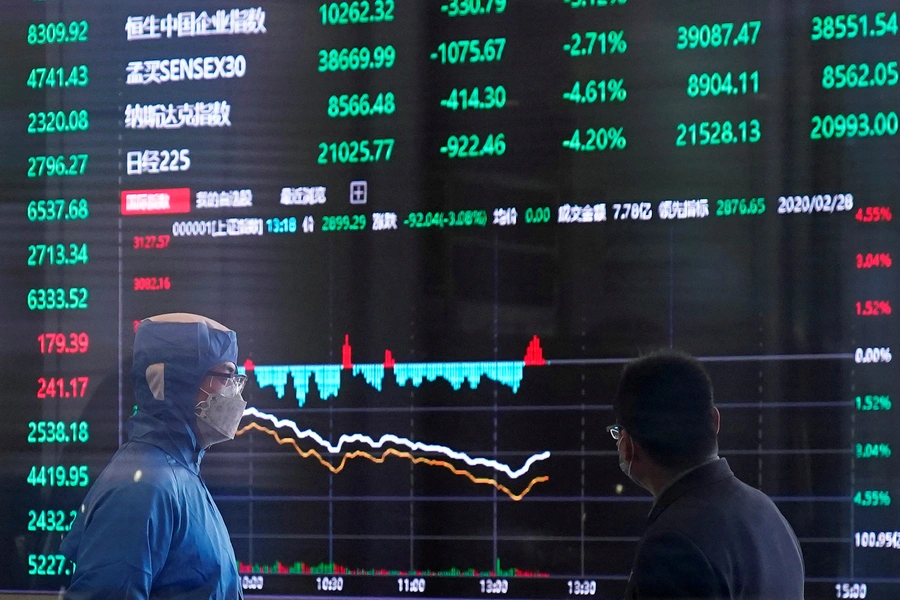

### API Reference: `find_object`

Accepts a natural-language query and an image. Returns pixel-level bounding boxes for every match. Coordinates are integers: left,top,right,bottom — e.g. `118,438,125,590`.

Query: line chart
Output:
227,331,869,598
239,335,855,406
240,335,546,405
236,422,549,501
240,407,551,480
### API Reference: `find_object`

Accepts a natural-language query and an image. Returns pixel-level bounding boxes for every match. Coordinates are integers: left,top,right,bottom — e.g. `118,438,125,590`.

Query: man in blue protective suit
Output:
61,313,248,599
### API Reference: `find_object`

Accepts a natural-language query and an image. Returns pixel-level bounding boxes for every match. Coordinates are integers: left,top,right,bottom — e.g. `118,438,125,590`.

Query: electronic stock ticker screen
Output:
0,0,897,598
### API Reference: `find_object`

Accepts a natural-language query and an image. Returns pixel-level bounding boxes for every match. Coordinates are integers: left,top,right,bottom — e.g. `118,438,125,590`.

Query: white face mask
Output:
195,376,247,447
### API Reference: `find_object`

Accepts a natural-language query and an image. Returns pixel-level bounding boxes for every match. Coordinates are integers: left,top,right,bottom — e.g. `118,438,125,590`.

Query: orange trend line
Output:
237,422,548,501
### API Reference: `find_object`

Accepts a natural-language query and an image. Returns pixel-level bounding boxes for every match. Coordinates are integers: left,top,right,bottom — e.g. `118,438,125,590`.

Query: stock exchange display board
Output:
0,1,898,598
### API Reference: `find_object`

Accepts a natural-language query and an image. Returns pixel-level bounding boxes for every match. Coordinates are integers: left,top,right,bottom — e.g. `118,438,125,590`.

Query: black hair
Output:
612,350,717,470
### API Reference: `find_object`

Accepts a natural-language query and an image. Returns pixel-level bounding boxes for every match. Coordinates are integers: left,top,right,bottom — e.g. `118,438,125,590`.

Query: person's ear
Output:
620,430,635,462
712,406,720,435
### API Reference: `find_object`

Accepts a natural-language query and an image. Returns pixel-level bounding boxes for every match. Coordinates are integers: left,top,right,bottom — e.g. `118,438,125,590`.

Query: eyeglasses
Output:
206,371,248,394
606,424,622,441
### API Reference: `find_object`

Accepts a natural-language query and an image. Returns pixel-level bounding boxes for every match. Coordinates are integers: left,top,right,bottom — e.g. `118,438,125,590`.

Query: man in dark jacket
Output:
61,313,247,599
610,351,804,600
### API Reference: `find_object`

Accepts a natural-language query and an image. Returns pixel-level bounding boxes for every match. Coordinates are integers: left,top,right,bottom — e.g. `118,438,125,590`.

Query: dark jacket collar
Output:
647,458,734,525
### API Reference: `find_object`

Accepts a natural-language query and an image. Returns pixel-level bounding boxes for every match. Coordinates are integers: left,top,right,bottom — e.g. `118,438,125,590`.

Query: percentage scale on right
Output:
854,347,893,364
851,143,898,588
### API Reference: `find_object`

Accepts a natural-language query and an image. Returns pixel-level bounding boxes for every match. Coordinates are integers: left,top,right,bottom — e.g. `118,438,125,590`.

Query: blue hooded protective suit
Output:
61,314,243,600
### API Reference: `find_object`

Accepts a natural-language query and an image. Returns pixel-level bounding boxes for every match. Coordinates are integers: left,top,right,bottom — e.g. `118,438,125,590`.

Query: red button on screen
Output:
121,188,191,215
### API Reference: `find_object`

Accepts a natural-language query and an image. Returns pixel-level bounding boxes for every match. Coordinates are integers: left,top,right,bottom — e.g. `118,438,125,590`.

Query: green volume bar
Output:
563,0,627,8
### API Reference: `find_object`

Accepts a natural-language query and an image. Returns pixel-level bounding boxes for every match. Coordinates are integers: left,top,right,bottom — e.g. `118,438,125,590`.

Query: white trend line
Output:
242,407,551,480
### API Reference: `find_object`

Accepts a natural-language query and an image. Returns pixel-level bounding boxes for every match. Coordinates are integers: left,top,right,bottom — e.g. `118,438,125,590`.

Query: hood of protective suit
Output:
127,313,238,472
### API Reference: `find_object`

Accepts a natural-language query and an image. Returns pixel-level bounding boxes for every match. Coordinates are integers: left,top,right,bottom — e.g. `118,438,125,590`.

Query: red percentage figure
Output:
857,301,892,316
856,207,893,223
857,253,892,268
